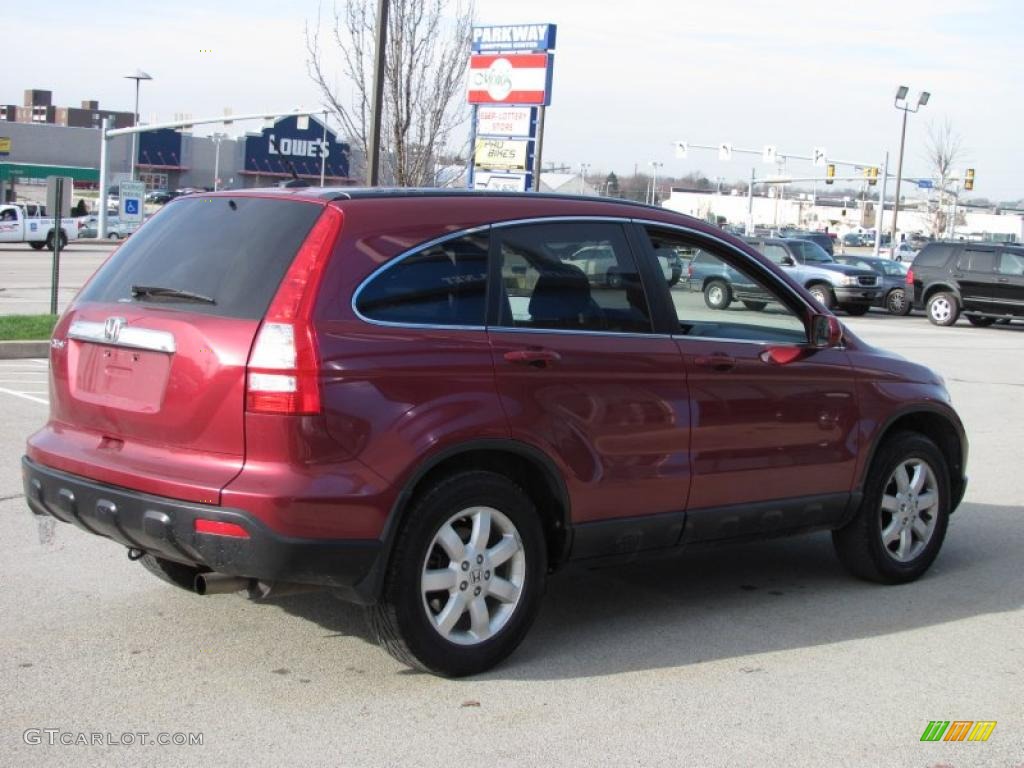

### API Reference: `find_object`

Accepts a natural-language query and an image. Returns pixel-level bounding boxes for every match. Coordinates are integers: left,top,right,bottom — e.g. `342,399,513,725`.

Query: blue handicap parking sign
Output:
125,199,140,215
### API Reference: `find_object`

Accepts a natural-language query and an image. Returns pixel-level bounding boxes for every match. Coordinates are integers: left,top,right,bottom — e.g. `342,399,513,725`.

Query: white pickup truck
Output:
0,203,80,250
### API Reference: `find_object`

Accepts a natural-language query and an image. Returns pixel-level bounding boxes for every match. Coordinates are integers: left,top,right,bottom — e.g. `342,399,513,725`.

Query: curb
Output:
0,340,50,360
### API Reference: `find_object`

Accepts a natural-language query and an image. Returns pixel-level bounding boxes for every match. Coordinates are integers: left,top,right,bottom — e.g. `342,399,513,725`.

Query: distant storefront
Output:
1,114,353,201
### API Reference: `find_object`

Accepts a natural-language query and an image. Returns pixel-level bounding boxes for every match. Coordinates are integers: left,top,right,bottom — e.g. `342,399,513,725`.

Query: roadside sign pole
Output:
467,105,478,190
98,117,109,239
533,107,545,192
50,177,63,315
873,151,889,257
746,168,755,235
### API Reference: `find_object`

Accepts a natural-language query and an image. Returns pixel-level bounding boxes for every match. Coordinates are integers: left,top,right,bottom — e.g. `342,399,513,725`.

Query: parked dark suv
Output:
909,241,1024,326
24,189,968,677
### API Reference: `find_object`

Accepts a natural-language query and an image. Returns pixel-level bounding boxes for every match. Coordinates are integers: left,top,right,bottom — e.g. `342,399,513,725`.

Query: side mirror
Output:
781,256,795,266
810,314,844,348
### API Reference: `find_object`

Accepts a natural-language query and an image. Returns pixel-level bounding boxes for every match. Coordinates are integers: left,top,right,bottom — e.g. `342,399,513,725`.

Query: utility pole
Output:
320,110,328,187
367,0,389,186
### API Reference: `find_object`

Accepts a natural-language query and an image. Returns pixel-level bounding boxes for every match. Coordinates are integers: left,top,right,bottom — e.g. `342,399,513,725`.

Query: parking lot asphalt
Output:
1,267,1022,767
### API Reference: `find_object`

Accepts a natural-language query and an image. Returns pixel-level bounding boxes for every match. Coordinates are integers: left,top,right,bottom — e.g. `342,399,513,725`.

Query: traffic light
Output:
866,167,879,186
826,163,836,185
964,168,975,191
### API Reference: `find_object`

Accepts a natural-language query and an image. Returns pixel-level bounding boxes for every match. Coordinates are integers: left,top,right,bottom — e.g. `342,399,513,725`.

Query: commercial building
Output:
662,187,1024,243
0,89,133,129
1,107,352,203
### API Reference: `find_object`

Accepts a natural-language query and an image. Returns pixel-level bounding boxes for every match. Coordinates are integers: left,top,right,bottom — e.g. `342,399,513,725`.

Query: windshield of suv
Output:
788,239,833,264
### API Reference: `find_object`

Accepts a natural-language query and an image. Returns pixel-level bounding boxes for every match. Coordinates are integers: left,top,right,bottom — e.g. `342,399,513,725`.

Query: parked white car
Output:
887,242,918,262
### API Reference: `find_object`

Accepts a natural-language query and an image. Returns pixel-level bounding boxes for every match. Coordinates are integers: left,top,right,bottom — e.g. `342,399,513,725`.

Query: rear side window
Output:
494,221,653,334
912,244,954,268
957,249,996,273
77,197,322,319
356,232,489,326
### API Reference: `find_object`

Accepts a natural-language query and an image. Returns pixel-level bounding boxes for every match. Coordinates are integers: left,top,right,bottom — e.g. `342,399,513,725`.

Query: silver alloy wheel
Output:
887,289,906,313
879,459,940,563
930,296,952,323
420,506,526,646
707,284,725,306
810,286,828,305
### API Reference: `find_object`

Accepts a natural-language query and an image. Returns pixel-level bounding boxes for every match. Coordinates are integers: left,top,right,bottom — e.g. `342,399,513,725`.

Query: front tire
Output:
807,283,835,310
369,471,547,677
832,432,950,584
927,292,959,326
704,279,732,310
841,303,870,316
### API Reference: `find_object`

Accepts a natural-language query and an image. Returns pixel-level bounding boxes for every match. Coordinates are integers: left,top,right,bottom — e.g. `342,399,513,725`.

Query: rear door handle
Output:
503,348,561,368
694,353,736,372
997,277,1010,283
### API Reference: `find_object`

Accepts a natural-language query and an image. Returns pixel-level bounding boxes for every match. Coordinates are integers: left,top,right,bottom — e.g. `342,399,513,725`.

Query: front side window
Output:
495,221,653,334
997,250,1024,276
356,232,489,326
647,227,807,344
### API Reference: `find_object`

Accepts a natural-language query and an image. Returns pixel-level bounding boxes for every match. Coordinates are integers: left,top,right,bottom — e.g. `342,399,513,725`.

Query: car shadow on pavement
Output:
269,501,1022,680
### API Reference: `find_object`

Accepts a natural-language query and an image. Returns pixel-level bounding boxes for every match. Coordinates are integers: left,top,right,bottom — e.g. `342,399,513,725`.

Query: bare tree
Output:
306,0,474,186
922,119,966,237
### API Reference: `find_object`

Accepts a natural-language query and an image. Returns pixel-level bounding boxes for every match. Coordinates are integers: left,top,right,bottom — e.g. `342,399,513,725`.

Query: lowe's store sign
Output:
244,115,349,179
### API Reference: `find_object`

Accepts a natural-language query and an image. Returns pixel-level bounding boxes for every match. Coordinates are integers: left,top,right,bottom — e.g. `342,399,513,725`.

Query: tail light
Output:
905,268,914,286
246,205,343,414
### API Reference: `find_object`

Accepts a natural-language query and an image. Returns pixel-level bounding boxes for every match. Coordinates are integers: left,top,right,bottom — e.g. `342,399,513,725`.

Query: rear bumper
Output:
22,456,382,603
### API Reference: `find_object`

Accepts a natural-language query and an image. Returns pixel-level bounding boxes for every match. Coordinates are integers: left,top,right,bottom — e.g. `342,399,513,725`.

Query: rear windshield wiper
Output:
131,285,216,304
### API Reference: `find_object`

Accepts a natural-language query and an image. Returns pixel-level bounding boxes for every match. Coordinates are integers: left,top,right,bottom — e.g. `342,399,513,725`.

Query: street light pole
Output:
124,70,153,181
650,161,663,205
579,162,590,195
890,85,929,247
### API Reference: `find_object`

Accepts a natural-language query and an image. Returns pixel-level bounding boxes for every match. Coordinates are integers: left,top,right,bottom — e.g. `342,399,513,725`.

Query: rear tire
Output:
369,470,547,677
29,241,46,251
704,279,732,310
841,303,870,316
966,315,995,327
742,300,767,312
927,292,959,326
832,432,950,584
139,553,208,592
44,231,68,250
886,288,912,316
807,283,835,310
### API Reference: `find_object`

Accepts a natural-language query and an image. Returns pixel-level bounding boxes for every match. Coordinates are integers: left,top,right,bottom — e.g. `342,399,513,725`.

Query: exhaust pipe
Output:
194,572,253,596
194,572,322,599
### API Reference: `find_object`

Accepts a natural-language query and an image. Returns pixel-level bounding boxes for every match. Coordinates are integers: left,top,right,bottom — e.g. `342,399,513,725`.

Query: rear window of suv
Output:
911,244,955,268
77,197,323,319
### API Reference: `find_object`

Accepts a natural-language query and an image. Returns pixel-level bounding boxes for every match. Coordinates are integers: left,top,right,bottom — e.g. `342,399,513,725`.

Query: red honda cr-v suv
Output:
24,188,968,676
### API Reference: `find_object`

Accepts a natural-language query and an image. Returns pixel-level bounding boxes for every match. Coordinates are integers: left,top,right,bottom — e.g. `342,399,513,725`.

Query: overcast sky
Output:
8,0,1023,199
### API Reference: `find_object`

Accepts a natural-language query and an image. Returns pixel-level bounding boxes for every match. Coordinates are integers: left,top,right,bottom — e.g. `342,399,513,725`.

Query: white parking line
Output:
0,359,50,404
0,387,48,405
